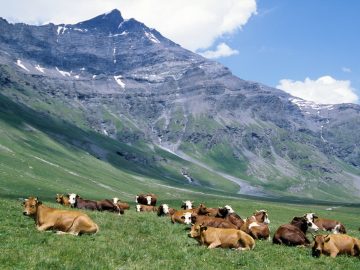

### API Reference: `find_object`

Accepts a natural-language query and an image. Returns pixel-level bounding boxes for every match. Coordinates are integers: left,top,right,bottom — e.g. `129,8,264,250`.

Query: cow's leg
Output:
330,250,339,258
37,223,52,231
208,241,221,249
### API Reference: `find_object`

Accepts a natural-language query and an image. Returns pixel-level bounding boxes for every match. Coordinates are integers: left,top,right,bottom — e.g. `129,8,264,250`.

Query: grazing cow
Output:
22,197,98,235
191,214,238,229
181,200,194,210
157,204,176,216
136,193,157,206
273,216,319,246
55,194,71,207
112,198,130,210
189,224,255,250
240,210,270,240
68,194,98,211
304,213,346,234
136,204,157,212
312,234,360,258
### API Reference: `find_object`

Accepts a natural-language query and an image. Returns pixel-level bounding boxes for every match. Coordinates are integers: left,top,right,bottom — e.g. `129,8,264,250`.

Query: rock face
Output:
1,9,360,200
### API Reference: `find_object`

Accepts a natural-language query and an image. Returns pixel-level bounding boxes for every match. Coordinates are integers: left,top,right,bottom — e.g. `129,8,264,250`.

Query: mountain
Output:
1,9,360,202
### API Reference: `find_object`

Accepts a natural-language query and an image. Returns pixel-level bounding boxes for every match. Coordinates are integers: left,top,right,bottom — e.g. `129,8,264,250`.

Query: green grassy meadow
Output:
1,195,359,270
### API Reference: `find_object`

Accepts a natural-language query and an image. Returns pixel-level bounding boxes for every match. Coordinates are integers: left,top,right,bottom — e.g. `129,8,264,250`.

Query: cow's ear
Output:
200,226,208,232
313,215,318,219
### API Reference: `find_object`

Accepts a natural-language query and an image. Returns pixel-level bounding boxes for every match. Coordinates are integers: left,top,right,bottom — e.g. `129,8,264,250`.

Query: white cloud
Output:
342,67,351,73
0,0,257,51
200,43,239,59
277,76,358,104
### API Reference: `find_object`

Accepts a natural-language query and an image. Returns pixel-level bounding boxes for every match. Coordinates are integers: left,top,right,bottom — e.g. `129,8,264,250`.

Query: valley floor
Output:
1,196,360,269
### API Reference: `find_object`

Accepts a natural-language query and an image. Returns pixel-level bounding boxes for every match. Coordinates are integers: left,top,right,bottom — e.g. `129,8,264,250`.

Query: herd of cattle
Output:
22,193,360,258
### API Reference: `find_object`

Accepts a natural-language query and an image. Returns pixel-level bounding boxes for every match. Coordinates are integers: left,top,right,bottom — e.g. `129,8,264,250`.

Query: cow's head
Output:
181,200,193,210
189,224,207,238
113,197,119,204
197,204,209,215
224,205,235,214
312,235,330,257
146,195,152,205
255,210,270,224
136,204,141,212
135,195,139,203
68,193,78,206
55,194,62,203
291,216,319,233
162,204,169,214
22,197,41,217
304,213,318,222
303,213,319,232
180,212,192,224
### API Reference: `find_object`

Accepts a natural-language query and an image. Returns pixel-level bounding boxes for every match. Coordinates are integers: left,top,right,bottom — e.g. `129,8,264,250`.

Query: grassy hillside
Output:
1,196,360,269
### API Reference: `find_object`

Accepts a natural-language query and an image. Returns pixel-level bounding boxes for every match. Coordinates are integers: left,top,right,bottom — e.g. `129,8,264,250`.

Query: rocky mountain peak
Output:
75,9,124,33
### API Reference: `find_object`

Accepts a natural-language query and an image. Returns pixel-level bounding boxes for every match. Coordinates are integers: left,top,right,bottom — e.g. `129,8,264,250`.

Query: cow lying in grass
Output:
112,198,130,210
68,194,123,215
241,210,270,240
157,204,176,216
136,204,157,212
273,216,319,246
22,197,98,235
171,204,209,224
304,213,346,234
312,234,360,258
136,193,157,206
189,224,255,250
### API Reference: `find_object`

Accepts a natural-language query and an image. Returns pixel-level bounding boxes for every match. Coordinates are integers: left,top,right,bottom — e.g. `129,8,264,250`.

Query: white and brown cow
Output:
273,216,319,246
136,194,157,206
22,197,98,235
304,213,346,234
157,204,176,216
180,200,194,210
189,224,255,250
241,210,270,240
312,234,360,258
112,197,130,210
136,204,157,212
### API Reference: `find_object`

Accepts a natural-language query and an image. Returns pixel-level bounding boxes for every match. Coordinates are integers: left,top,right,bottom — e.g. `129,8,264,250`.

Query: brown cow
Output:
112,198,130,210
157,204,176,216
136,194,157,206
273,216,319,246
136,204,157,212
22,197,98,235
304,213,346,234
217,206,245,229
312,234,360,258
97,199,123,215
55,194,71,207
191,214,238,229
189,224,255,250
240,210,270,240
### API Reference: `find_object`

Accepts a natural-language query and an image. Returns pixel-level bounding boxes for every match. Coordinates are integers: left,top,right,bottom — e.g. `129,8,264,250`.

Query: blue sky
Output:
0,0,358,104
215,0,360,103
